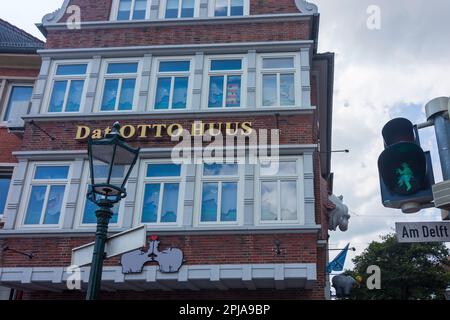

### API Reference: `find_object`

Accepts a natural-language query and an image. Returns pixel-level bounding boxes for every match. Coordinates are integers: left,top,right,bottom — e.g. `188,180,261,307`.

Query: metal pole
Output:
433,114,450,181
86,199,114,300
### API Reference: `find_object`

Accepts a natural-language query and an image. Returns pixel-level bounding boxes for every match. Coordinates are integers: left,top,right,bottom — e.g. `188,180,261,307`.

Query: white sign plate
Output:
396,222,450,243
71,224,147,267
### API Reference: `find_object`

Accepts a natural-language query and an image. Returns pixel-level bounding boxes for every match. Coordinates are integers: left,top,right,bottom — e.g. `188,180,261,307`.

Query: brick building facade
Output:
0,0,336,300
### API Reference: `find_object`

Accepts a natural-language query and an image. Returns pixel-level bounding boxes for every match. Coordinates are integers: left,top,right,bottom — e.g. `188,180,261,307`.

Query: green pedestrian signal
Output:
377,118,434,213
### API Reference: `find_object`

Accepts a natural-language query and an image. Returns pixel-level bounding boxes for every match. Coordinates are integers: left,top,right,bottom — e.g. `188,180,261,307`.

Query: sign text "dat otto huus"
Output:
75,121,254,140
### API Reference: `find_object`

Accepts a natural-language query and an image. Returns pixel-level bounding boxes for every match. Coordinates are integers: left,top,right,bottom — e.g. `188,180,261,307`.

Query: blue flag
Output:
326,243,349,274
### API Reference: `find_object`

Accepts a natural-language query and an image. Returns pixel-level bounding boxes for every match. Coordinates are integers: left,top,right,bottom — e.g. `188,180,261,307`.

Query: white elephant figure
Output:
152,240,184,273
328,194,350,232
332,275,357,298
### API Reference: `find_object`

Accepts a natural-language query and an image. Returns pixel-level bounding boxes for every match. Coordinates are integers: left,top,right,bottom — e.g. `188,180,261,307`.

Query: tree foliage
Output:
345,233,450,300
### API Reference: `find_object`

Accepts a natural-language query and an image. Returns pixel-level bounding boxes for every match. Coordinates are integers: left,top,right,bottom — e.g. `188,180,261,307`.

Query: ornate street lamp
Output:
85,122,140,300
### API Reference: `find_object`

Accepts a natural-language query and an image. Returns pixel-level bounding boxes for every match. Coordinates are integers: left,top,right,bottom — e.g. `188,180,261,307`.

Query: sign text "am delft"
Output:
396,222,450,243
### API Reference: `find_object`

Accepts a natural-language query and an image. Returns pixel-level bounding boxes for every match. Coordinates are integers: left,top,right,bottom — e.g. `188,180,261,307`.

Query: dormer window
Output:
114,0,149,20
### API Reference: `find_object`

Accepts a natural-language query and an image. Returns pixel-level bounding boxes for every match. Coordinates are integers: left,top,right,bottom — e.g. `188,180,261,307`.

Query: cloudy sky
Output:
1,0,450,270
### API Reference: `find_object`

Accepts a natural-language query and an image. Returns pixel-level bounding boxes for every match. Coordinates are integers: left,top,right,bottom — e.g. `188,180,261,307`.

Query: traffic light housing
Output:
377,118,435,213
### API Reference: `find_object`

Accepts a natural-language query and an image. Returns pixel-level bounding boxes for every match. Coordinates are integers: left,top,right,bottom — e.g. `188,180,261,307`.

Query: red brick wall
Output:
20,114,315,151
0,68,39,78
0,129,21,163
56,0,302,23
0,233,318,267
45,21,310,49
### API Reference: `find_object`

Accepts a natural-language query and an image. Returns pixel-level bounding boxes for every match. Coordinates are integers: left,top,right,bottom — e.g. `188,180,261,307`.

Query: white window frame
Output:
135,159,186,227
19,162,72,229
42,60,90,114
95,58,143,113
0,164,15,219
159,0,199,18
194,161,244,227
149,56,194,111
255,156,305,226
202,54,247,110
1,82,34,126
208,0,249,17
256,52,302,109
75,161,125,229
110,0,152,21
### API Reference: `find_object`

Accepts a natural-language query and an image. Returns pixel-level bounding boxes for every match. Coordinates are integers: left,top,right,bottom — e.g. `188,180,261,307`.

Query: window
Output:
212,0,246,16
153,60,191,110
100,62,139,112
0,168,13,217
260,56,298,107
199,163,240,224
2,85,33,122
48,64,88,113
258,160,302,223
80,164,124,225
116,0,148,20
140,163,183,224
23,165,70,226
207,58,244,108
163,0,195,18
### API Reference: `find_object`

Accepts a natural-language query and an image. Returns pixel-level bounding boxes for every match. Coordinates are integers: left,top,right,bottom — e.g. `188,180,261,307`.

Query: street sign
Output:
71,224,147,267
396,221,450,243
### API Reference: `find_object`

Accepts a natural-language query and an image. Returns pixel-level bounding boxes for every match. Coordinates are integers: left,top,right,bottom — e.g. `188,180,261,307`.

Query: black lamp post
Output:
85,122,140,300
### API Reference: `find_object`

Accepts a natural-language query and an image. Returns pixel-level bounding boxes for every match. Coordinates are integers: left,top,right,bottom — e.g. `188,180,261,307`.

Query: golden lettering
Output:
137,124,152,138
241,122,253,135
167,123,183,137
153,124,167,138
120,125,136,139
75,126,91,140
225,122,239,136
92,129,103,139
192,121,205,136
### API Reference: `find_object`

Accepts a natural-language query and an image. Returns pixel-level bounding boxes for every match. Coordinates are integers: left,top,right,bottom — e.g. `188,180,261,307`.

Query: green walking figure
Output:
396,163,413,192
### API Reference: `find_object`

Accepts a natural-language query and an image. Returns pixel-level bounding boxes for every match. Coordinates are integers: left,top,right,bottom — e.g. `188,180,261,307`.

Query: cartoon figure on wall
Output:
121,236,184,274
327,194,351,232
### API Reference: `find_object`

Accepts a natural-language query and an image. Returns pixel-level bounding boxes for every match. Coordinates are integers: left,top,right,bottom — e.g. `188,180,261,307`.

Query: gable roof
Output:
0,19,44,54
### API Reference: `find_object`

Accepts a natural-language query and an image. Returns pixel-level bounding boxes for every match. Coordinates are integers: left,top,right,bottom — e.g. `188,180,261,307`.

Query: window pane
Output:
43,185,65,224
142,184,160,223
24,186,46,224
65,80,84,112
118,0,132,20
0,177,11,214
155,77,171,109
133,0,147,19
230,0,244,16
34,166,69,179
260,161,297,176
221,182,237,222
263,58,294,69
204,163,238,176
281,181,297,220
173,77,188,109
261,181,277,221
118,78,136,110
262,74,277,107
83,198,119,224
159,61,190,72
214,0,228,16
226,75,241,107
92,165,125,179
201,182,218,222
161,183,179,223
56,64,87,75
107,63,138,74
147,164,181,177
165,0,179,18
280,74,295,106
4,86,33,120
208,76,224,108
101,79,119,111
181,0,195,17
211,59,242,71
48,81,67,113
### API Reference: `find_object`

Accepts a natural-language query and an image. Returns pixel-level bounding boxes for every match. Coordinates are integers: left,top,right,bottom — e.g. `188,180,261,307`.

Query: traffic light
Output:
377,118,435,213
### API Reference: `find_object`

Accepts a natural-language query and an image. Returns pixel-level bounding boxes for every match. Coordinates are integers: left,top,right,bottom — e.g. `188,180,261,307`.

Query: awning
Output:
0,263,316,292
